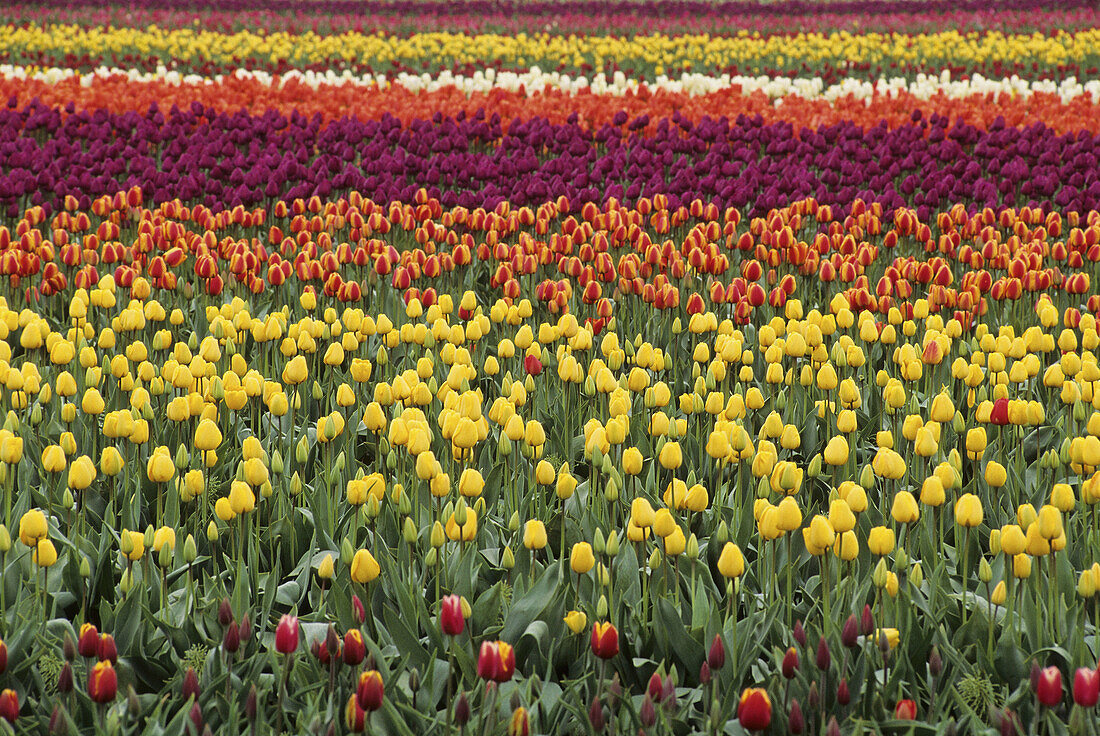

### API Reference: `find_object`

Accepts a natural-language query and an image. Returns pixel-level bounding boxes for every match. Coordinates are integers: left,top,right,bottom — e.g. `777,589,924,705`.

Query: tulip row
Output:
3,0,1096,36
9,64,1100,105
0,189,1096,733
3,25,1100,81
4,68,1100,141
5,103,1100,220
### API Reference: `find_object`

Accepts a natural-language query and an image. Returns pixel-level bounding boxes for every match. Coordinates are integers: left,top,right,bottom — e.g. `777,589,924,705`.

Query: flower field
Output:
2,1,1100,734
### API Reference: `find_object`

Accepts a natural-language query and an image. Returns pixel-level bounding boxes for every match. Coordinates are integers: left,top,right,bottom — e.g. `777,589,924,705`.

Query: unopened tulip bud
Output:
502,546,515,569
206,521,219,542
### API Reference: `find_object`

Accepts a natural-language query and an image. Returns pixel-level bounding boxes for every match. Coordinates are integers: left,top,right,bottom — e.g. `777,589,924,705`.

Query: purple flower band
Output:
2,101,1097,220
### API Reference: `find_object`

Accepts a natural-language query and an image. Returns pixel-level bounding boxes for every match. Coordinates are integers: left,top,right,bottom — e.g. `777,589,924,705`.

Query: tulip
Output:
708,635,726,671
182,667,200,702
955,494,983,528
782,647,799,679
17,509,47,547
564,610,587,635
1037,666,1063,707
477,640,515,682
570,542,595,574
345,694,367,732
357,670,384,712
440,594,465,637
523,520,547,550
343,630,366,666
97,633,118,664
738,688,772,732
894,699,917,719
88,660,118,703
590,622,619,659
509,706,530,736
1074,668,1099,707
275,614,299,654
717,542,745,578
0,689,17,723
351,549,381,584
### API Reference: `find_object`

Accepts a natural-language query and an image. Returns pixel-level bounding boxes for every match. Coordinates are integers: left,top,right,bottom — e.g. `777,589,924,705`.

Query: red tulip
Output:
894,699,917,719
590,622,619,660
1074,668,1099,707
275,614,299,654
523,354,543,376
88,661,118,703
0,689,17,723
356,670,384,712
989,397,1010,426
782,647,800,679
97,633,118,664
352,594,366,623
344,694,366,732
78,624,99,658
343,630,366,666
738,688,772,732
182,667,201,702
439,594,465,637
477,640,516,682
1037,666,1063,707
707,634,726,671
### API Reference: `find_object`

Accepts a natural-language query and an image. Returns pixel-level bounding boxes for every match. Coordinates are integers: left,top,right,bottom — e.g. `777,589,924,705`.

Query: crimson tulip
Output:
357,670,384,712
590,622,619,659
1074,667,1099,707
275,614,299,654
345,694,366,732
97,633,118,664
477,640,515,682
738,688,772,732
1037,666,1063,707
440,594,465,637
0,689,17,723
894,699,917,719
88,661,118,703
78,624,98,658
707,634,726,671
343,630,366,666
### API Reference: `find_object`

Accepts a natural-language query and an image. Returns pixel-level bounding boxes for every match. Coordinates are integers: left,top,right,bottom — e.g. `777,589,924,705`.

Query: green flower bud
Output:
158,542,173,567
501,545,515,570
605,530,619,557
79,555,91,578
296,436,310,464
403,517,418,544
873,558,888,588
175,444,190,470
596,594,608,618
290,471,303,495
430,521,445,548
807,454,822,479
206,521,219,542
714,520,729,546
183,534,197,563
979,558,993,583
424,547,438,567
648,547,662,572
686,533,699,561
62,488,75,510
508,511,520,533
340,537,355,565
860,464,876,489
593,528,606,555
